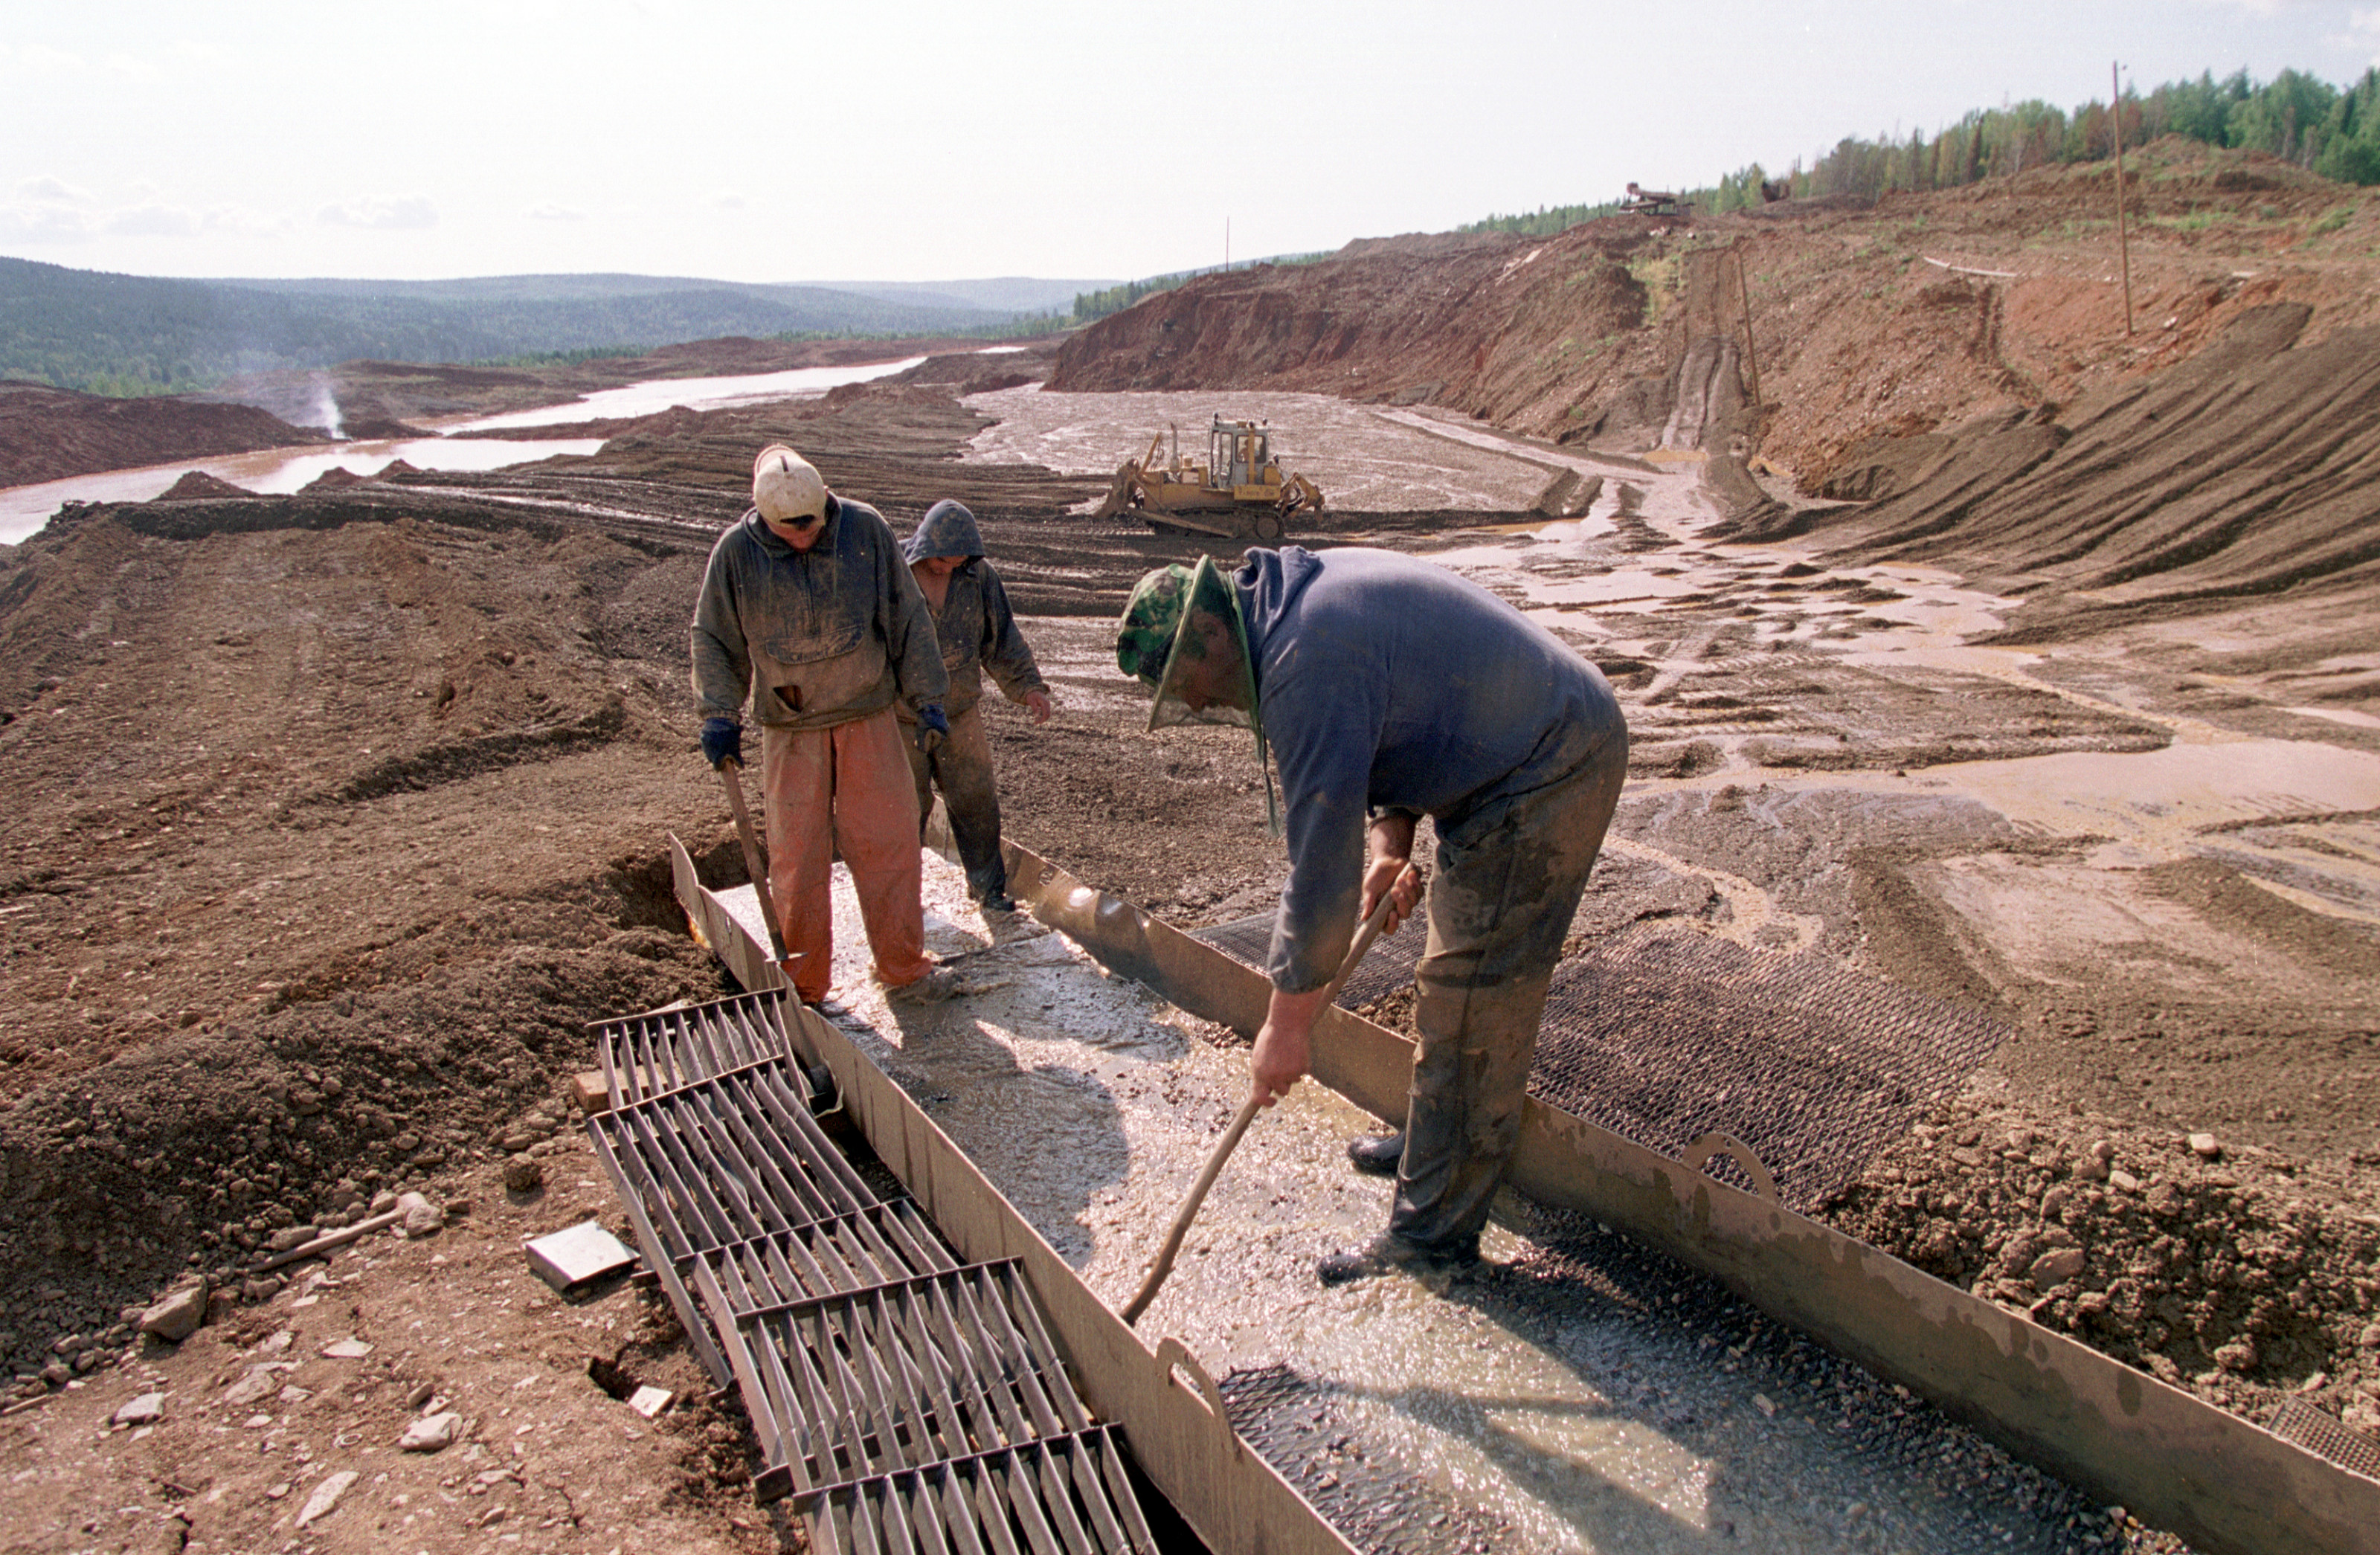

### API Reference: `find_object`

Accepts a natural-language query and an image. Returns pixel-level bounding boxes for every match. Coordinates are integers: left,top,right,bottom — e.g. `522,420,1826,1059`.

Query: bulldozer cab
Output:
1212,419,1271,490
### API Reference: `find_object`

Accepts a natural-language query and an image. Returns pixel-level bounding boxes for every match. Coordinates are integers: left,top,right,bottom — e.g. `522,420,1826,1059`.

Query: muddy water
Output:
962,384,1557,513
1,353,943,544
0,437,607,544
787,854,2091,1552
447,356,928,432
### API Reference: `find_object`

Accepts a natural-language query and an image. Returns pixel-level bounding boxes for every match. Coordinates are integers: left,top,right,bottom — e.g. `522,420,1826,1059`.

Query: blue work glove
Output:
916,703,950,756
700,716,743,770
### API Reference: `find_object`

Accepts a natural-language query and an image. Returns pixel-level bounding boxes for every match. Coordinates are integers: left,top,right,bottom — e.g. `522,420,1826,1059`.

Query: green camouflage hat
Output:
1116,564,1194,688
1114,557,1281,834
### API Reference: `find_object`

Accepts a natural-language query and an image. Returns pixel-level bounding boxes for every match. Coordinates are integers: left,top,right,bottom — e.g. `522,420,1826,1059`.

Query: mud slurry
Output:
816,854,2129,1554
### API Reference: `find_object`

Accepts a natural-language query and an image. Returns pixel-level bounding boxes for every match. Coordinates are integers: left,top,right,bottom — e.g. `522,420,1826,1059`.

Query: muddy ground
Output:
4,144,2380,1547
1,370,2374,1551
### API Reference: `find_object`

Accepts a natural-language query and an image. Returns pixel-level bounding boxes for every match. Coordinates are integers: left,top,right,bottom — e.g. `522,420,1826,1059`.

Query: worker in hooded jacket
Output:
1117,546,1627,1284
898,500,1054,912
691,445,964,1007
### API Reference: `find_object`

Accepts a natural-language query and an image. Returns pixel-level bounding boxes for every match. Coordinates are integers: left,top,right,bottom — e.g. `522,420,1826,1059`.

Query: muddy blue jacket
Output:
1237,546,1626,992
690,497,948,731
899,500,1047,719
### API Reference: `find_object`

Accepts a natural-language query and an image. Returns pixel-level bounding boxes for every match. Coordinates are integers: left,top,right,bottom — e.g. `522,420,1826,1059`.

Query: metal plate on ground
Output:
523,1221,636,1292
1194,915,2004,1211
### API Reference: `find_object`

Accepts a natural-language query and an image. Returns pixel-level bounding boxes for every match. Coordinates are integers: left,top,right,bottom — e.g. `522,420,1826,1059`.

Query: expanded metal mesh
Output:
586,990,1158,1553
1194,915,2006,1211
2271,1397,2380,1482
1218,1363,1511,1555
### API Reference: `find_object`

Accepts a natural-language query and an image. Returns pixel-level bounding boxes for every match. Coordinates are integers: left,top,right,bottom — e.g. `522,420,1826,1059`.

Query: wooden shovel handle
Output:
1119,883,1411,1325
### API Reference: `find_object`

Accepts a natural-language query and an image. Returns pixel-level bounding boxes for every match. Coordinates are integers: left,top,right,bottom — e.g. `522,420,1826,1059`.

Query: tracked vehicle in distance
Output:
1092,416,1325,540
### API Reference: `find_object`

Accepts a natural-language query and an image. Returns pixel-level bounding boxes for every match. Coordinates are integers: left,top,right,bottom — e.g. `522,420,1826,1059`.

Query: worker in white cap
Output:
691,444,962,1005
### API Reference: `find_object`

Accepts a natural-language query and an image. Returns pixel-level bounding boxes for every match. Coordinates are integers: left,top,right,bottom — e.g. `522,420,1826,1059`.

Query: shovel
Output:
1120,875,1415,1326
716,759,791,967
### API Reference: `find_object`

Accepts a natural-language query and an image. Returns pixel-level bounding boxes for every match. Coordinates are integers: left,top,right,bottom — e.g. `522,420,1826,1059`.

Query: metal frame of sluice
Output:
630,828,2379,1555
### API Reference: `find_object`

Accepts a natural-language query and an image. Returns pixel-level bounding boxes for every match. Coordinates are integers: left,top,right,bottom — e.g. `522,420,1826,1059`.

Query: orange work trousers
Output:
759,707,933,1003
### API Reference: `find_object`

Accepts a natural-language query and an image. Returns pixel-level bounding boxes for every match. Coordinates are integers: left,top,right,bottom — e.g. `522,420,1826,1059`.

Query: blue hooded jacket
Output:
898,500,1047,718
1236,546,1624,991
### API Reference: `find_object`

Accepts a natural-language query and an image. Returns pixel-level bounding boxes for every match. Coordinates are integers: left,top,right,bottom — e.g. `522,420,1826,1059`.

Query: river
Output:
0,352,935,545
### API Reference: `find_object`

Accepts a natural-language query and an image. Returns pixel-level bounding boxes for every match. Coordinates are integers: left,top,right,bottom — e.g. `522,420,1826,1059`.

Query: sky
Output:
2,0,2370,288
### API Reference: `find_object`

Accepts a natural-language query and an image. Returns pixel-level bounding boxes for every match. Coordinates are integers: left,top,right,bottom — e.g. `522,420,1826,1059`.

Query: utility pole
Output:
1224,217,1231,272
2113,59,2134,337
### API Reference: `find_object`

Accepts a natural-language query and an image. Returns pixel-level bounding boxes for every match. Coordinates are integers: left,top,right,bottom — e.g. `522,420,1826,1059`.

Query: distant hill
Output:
806,277,1120,315
0,259,1078,396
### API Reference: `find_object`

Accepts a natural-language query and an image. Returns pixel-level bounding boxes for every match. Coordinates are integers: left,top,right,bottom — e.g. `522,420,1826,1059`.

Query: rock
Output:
407,1381,436,1409
2108,1170,2141,1194
295,1469,358,1527
396,1192,443,1238
502,1153,544,1194
266,1226,320,1254
138,1283,208,1345
2190,1132,2222,1159
113,1391,167,1426
205,1290,240,1325
2358,1321,2380,1349
2040,1186,2073,1221
241,1276,283,1304
399,1411,460,1452
2030,1248,2088,1285
369,1190,398,1214
222,1365,282,1406
2214,1338,2259,1373
40,1362,68,1388
321,1337,373,1359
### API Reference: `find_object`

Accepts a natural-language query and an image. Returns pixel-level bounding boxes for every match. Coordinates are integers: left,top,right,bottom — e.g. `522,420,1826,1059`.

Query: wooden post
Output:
2113,60,2134,338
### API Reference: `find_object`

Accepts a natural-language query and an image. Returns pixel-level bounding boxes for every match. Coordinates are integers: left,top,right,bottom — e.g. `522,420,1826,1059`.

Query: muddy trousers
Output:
903,702,1009,901
1390,724,1630,1252
760,708,936,1005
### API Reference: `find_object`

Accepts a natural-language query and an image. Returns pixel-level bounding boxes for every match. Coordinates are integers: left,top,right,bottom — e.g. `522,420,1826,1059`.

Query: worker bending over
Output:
691,444,964,1007
900,499,1054,912
1117,547,1627,1284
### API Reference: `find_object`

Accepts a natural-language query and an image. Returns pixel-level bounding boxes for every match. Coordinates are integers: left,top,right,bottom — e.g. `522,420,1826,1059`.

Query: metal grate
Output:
1194,916,2005,1211
1194,913,1418,1013
1219,1363,1510,1555
2271,1397,2380,1482
586,990,1160,1551
807,1427,1151,1555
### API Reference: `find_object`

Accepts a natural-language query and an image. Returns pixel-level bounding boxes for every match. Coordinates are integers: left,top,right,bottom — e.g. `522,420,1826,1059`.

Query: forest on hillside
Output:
0,262,1020,396
1467,65,2376,235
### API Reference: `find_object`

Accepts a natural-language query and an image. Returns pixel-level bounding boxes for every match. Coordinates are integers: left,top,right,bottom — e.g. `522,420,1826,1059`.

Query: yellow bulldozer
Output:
1091,418,1325,540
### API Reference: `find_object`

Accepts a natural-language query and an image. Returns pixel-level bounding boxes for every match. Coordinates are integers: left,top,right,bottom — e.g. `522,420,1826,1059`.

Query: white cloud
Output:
713,190,747,210
16,175,95,205
317,196,437,231
2346,6,2380,65
527,202,586,221
100,52,162,83
104,203,198,237
0,42,89,77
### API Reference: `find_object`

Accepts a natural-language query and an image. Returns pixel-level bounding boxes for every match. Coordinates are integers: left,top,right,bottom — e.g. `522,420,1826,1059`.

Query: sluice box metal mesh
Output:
1195,915,2007,1211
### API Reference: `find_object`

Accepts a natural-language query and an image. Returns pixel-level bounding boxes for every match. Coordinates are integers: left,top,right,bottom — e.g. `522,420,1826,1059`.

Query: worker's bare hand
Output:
1360,859,1422,936
1250,1018,1311,1108
1023,689,1053,725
